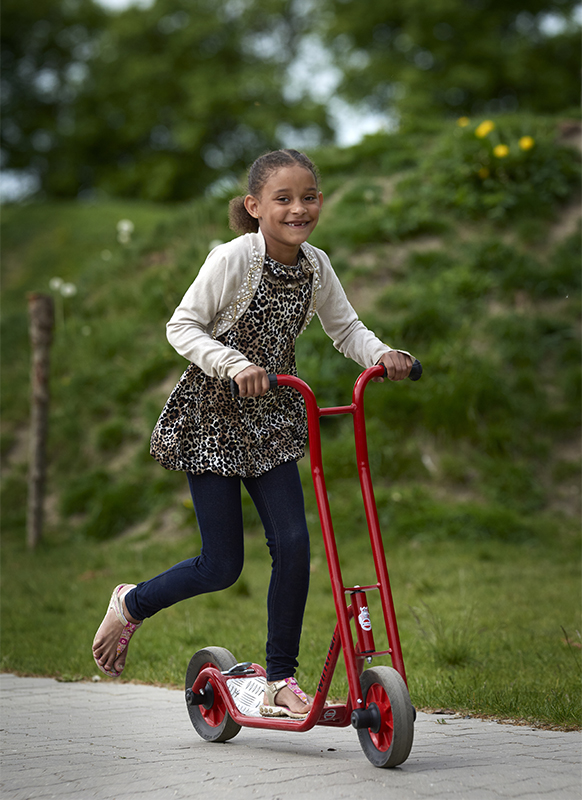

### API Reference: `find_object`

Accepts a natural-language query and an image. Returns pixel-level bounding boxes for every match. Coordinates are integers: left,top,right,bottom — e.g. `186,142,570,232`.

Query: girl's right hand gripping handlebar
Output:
231,359,422,397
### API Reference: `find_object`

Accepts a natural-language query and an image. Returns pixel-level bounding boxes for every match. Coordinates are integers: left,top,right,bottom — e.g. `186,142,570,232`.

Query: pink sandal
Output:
93,584,142,677
259,677,312,719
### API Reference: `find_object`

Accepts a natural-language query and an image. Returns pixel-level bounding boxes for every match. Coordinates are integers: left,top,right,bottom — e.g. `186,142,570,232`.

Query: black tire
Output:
185,646,242,743
357,666,414,768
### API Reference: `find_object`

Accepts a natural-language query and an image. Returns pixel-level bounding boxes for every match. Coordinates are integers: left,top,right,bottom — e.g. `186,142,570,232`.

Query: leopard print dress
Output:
150,252,313,478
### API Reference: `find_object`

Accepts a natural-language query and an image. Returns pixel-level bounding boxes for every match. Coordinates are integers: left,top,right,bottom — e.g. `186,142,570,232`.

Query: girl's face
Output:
244,165,323,263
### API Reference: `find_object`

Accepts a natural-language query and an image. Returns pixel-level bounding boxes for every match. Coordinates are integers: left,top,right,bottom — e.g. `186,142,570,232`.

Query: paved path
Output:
1,674,580,800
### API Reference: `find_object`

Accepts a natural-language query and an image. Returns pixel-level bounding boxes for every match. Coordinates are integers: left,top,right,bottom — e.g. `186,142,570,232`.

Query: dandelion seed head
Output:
60,282,77,298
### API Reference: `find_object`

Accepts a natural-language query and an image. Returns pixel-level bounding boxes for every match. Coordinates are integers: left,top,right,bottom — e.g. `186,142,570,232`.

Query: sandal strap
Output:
110,585,142,659
264,677,309,707
263,679,289,707
110,584,142,628
110,584,130,626
283,677,309,705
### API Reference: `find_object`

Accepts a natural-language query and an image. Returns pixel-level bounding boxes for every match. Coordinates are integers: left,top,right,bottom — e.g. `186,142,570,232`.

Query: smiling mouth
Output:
285,221,309,227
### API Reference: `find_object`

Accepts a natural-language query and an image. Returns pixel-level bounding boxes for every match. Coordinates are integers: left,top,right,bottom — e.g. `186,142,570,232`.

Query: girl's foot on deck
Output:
259,677,312,719
92,584,143,677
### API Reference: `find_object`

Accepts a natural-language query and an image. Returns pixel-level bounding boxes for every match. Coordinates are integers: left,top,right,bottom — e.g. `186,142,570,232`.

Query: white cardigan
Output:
166,231,401,380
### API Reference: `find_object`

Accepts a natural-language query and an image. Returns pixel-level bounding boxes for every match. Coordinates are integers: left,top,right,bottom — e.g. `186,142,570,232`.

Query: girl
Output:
92,149,413,718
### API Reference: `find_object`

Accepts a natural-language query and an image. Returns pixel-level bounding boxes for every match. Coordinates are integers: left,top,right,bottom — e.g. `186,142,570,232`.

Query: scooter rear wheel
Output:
185,646,242,743
357,666,414,768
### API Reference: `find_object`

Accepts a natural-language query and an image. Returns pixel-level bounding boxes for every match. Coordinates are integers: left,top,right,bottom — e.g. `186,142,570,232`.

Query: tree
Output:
319,0,581,119
1,0,332,201
70,0,334,200
1,0,108,195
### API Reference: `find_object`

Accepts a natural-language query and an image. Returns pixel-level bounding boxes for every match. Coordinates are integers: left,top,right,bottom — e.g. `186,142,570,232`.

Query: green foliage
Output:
314,115,580,255
4,1,580,201
0,468,27,532
314,131,423,180
394,115,580,222
1,199,212,541
321,0,581,118
2,0,332,200
378,488,546,541
1,0,109,180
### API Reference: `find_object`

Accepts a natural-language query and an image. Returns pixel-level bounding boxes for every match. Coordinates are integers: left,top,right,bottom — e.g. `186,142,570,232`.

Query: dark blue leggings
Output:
124,461,310,681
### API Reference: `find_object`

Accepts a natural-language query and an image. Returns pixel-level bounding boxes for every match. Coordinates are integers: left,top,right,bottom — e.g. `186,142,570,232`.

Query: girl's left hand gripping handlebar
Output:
230,359,422,396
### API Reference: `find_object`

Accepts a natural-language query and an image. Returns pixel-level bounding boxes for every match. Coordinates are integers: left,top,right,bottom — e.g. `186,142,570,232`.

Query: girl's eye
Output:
275,194,318,203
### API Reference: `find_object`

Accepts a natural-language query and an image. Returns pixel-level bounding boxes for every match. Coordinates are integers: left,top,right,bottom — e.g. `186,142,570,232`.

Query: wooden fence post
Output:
27,293,54,550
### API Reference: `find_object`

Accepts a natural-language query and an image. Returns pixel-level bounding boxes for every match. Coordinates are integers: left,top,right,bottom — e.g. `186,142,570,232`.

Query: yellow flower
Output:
519,136,535,151
475,120,495,138
493,144,509,158
457,117,470,127
478,167,490,179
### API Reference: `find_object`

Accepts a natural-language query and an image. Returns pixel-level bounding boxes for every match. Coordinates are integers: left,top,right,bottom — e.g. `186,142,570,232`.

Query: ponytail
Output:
228,196,259,234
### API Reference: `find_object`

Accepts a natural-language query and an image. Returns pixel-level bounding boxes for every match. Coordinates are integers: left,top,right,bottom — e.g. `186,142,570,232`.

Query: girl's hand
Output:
234,365,270,397
374,351,413,382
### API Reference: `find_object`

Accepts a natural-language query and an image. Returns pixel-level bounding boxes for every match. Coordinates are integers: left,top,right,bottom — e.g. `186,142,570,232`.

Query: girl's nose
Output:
291,199,306,213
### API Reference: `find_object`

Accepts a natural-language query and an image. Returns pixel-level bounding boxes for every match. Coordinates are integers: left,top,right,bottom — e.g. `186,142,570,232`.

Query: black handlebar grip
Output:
382,358,422,381
230,374,278,397
408,359,423,381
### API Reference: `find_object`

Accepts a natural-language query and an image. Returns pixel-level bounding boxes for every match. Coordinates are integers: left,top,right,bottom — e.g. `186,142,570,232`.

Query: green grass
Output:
1,505,579,730
1,112,580,729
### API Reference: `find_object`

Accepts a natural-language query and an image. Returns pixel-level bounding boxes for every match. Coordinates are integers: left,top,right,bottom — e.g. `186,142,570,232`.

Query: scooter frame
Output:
186,362,421,765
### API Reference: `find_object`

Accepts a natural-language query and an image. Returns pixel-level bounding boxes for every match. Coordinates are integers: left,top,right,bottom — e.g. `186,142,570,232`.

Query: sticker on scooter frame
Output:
358,606,372,631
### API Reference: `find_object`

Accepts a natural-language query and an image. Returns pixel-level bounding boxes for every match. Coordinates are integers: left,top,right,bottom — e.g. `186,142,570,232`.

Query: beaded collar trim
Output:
212,242,321,338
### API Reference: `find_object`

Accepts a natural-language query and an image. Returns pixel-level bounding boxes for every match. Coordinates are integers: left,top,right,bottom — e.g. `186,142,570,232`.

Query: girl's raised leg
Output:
92,472,246,676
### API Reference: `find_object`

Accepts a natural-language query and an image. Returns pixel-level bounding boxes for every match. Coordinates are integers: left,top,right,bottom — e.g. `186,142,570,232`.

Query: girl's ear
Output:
244,195,260,219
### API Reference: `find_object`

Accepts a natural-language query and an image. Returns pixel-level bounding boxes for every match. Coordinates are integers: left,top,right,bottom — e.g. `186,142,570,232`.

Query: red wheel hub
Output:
198,663,227,727
366,682,394,751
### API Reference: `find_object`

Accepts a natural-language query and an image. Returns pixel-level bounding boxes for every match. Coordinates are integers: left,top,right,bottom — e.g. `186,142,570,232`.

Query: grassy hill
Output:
1,113,580,727
3,113,579,544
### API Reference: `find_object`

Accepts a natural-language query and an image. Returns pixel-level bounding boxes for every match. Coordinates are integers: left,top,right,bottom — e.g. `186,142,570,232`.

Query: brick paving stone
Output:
1,674,580,800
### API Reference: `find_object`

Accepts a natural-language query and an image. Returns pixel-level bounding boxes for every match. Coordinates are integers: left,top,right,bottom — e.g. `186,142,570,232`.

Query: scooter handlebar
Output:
406,358,423,381
230,359,422,397
230,373,278,397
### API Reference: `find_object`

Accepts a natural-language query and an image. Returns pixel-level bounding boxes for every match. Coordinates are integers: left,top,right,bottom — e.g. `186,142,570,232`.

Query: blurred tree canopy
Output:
1,0,580,201
1,0,108,193
320,0,581,119
1,0,331,200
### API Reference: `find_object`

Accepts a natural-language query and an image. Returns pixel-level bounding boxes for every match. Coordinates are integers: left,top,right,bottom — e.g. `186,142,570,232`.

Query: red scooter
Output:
185,360,422,768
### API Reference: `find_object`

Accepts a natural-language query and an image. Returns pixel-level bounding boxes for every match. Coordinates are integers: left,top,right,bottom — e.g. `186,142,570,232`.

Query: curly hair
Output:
229,149,320,234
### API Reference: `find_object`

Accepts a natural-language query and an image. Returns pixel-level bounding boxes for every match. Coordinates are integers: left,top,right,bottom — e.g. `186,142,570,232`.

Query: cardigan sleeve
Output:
165,247,254,380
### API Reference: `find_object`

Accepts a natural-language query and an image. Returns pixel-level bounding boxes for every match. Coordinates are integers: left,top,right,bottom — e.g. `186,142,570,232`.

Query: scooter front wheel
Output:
357,666,414,768
185,646,242,743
